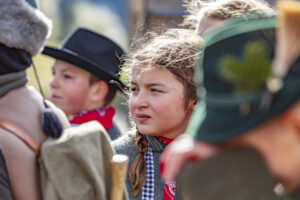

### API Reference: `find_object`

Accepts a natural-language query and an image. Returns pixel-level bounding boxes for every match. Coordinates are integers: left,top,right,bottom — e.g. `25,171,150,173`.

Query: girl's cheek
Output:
128,99,135,114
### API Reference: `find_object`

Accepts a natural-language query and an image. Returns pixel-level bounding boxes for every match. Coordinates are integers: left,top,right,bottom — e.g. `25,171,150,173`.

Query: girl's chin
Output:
137,127,159,136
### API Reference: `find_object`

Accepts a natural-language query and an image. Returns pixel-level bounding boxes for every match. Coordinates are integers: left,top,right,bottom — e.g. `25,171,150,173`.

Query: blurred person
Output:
162,14,300,199
43,28,126,140
160,0,276,186
183,0,274,97
182,0,274,35
0,0,69,199
112,29,202,200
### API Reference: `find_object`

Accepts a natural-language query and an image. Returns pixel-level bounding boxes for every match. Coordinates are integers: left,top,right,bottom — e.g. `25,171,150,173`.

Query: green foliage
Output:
220,40,271,95
27,1,128,99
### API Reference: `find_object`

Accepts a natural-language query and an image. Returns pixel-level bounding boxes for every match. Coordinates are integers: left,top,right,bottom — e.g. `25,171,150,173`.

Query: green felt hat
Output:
187,15,300,142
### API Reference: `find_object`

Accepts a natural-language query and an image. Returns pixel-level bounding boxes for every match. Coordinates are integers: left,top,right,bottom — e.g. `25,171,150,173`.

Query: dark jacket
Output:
107,122,122,140
0,150,13,200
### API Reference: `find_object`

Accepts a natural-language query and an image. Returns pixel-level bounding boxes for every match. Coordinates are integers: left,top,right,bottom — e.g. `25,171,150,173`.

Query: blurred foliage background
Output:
26,0,130,132
25,0,195,133
27,0,277,99
27,0,128,99
25,0,278,134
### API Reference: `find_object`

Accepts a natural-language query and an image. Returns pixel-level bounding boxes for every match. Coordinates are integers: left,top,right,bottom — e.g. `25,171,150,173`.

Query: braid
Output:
129,128,149,196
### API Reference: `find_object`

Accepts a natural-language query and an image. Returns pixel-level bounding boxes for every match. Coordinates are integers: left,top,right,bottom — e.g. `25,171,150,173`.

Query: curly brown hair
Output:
182,0,274,29
123,28,203,196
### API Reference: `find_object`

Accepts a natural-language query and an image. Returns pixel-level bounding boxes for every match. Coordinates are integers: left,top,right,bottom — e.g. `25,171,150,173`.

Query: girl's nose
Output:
131,91,149,109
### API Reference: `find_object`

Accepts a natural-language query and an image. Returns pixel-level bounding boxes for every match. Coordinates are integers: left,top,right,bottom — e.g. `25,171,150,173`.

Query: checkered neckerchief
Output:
142,147,155,200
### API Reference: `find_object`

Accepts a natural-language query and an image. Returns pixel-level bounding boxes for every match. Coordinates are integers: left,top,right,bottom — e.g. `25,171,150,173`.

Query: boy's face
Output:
129,67,195,139
196,15,224,36
49,60,93,116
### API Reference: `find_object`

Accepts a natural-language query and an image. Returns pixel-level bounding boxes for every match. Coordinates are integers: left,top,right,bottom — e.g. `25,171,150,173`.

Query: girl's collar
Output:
157,136,174,145
145,136,174,152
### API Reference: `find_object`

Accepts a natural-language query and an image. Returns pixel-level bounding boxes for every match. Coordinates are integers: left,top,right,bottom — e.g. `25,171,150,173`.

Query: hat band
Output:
205,91,262,110
205,76,300,111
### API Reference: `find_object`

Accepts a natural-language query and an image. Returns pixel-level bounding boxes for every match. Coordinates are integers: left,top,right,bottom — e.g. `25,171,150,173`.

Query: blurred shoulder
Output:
111,132,136,155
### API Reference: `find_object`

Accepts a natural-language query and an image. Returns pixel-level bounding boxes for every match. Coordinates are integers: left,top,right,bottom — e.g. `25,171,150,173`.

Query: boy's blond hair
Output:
182,0,274,29
123,28,202,196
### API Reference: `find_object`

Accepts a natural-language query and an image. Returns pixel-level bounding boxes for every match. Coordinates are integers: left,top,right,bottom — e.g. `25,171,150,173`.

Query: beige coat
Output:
0,86,70,200
40,121,128,200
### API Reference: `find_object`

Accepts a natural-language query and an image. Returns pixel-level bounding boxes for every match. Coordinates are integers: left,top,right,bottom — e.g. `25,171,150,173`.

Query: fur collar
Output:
0,0,52,56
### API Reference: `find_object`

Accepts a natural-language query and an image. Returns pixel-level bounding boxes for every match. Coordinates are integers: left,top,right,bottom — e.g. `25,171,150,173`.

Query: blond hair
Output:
182,0,274,29
123,28,202,196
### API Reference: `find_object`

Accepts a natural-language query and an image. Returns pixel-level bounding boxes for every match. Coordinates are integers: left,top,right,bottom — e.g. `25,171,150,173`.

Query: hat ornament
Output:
261,0,300,110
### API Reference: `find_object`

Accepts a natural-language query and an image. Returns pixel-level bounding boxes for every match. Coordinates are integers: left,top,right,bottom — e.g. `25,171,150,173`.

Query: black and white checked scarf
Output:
142,136,175,200
142,146,155,200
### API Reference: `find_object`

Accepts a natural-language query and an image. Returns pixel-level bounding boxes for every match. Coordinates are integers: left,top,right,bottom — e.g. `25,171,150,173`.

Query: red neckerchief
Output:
158,136,176,200
69,107,115,130
157,136,173,145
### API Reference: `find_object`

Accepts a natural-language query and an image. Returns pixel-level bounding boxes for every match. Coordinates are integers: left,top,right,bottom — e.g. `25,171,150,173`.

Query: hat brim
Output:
42,46,125,90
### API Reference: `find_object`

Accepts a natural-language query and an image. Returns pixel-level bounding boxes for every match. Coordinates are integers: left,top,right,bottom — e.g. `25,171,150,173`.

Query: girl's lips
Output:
137,114,150,122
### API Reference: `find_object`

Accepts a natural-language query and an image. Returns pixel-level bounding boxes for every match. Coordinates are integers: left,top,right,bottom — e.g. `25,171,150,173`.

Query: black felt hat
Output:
187,15,300,142
42,27,125,90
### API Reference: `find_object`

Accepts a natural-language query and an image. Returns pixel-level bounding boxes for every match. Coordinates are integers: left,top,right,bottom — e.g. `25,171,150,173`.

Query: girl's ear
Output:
89,80,109,103
187,98,197,112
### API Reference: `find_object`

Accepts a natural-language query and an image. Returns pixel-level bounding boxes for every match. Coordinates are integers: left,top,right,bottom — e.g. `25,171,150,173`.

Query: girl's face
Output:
129,67,195,139
49,60,92,116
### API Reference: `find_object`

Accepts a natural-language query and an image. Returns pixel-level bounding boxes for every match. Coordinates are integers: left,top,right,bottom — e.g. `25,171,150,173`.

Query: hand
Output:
161,134,219,182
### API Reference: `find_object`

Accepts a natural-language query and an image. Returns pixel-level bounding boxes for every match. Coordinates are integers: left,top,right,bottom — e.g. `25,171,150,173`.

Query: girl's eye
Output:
151,88,163,93
130,87,137,92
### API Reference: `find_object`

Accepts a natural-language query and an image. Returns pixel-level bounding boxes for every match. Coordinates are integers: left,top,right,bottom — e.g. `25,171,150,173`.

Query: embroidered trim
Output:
142,147,155,200
163,182,176,200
